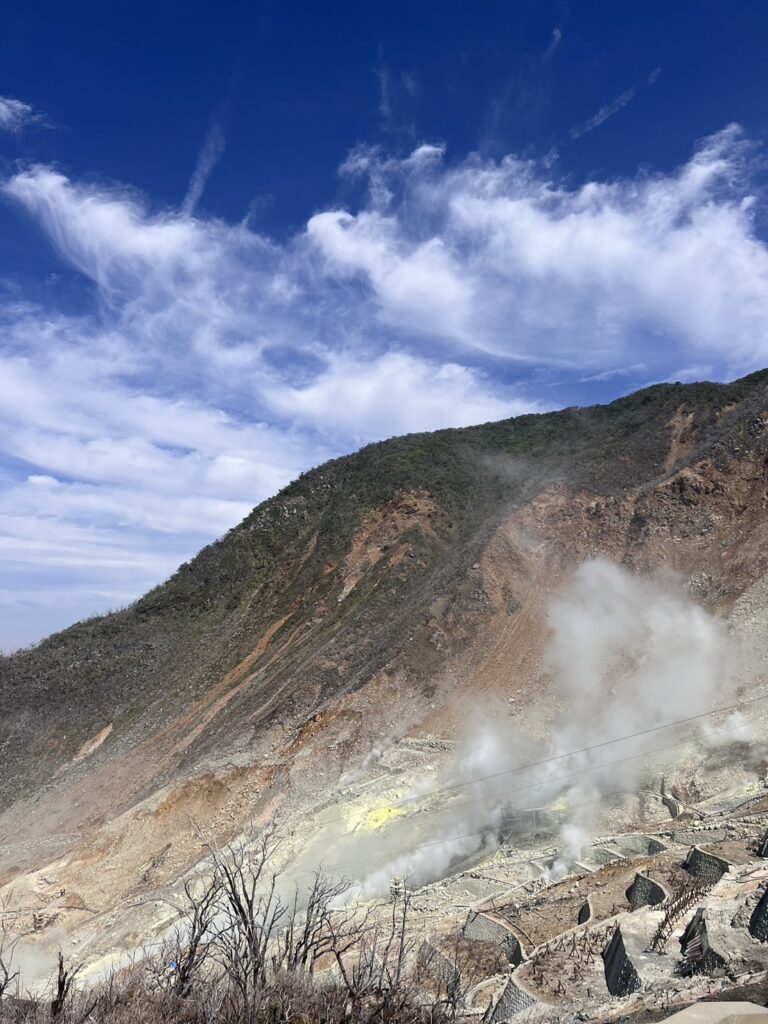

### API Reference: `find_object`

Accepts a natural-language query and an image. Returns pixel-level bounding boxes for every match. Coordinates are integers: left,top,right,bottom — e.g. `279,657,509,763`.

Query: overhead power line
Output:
307,691,768,833
375,691,768,812
283,783,659,879
281,705,765,879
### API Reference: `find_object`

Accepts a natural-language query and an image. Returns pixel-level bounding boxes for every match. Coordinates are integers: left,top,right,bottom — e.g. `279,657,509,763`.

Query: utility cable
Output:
282,783,666,879
306,691,767,833
282,708,764,880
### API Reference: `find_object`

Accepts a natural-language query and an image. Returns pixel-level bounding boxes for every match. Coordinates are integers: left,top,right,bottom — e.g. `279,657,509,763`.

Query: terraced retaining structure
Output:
418,941,460,987
626,872,668,910
679,909,726,976
672,828,730,847
464,910,525,966
749,886,768,943
606,834,667,857
578,897,593,925
602,925,642,997
576,846,624,870
684,847,732,885
487,974,540,1022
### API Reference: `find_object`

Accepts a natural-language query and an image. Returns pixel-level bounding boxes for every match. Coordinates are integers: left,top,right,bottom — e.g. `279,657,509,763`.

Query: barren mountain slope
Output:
1,371,768,937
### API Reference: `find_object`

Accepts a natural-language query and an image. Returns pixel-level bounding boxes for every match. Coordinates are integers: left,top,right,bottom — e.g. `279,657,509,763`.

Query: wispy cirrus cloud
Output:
1,123,767,647
579,364,647,384
374,51,393,125
570,87,637,139
569,66,661,140
0,95,45,133
544,26,563,59
182,121,227,215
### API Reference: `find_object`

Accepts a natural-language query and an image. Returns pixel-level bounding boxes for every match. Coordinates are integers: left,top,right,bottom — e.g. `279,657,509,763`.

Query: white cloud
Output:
307,128,768,372
4,168,204,283
307,209,472,340
0,95,43,133
263,351,539,442
0,504,190,651
2,124,768,644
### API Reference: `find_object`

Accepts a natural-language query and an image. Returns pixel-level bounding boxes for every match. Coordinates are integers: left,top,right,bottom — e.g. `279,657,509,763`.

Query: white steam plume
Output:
296,559,755,896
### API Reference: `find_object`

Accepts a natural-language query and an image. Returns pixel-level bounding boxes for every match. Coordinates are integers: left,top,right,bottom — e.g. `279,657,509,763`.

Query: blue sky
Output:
2,1,768,649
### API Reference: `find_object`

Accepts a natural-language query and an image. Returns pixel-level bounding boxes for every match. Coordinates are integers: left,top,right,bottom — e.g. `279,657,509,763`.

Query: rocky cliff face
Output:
1,371,768,944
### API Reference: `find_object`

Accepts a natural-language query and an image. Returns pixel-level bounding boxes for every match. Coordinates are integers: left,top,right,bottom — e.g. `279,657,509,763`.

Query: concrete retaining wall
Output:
418,941,459,987
578,897,593,925
607,834,667,857
749,887,768,943
463,911,525,966
460,875,511,900
602,925,642,997
580,845,623,868
662,794,685,819
672,828,730,847
488,975,538,1022
684,846,731,885
626,872,667,910
679,909,726,976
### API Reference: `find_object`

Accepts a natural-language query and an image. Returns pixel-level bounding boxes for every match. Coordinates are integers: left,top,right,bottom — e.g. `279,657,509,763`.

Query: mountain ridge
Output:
1,370,768,921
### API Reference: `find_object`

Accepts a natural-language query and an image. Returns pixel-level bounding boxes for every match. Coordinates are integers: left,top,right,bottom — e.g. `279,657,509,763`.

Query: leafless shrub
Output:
0,894,20,1001
50,953,79,1021
427,934,476,1022
0,825,454,1024
274,869,350,975
144,869,223,1000
329,888,429,1024
204,821,288,1024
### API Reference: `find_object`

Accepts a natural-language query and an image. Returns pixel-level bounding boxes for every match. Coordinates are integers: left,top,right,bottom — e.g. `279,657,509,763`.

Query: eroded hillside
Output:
2,371,768,994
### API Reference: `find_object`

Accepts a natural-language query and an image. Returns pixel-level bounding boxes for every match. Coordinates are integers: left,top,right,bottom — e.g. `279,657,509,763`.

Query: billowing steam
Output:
302,559,757,895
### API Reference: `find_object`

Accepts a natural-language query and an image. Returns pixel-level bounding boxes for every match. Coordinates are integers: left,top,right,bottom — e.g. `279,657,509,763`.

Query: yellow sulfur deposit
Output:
365,804,404,829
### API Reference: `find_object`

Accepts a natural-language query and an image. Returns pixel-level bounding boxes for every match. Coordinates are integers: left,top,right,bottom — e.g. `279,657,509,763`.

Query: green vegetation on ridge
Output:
1,371,767,813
